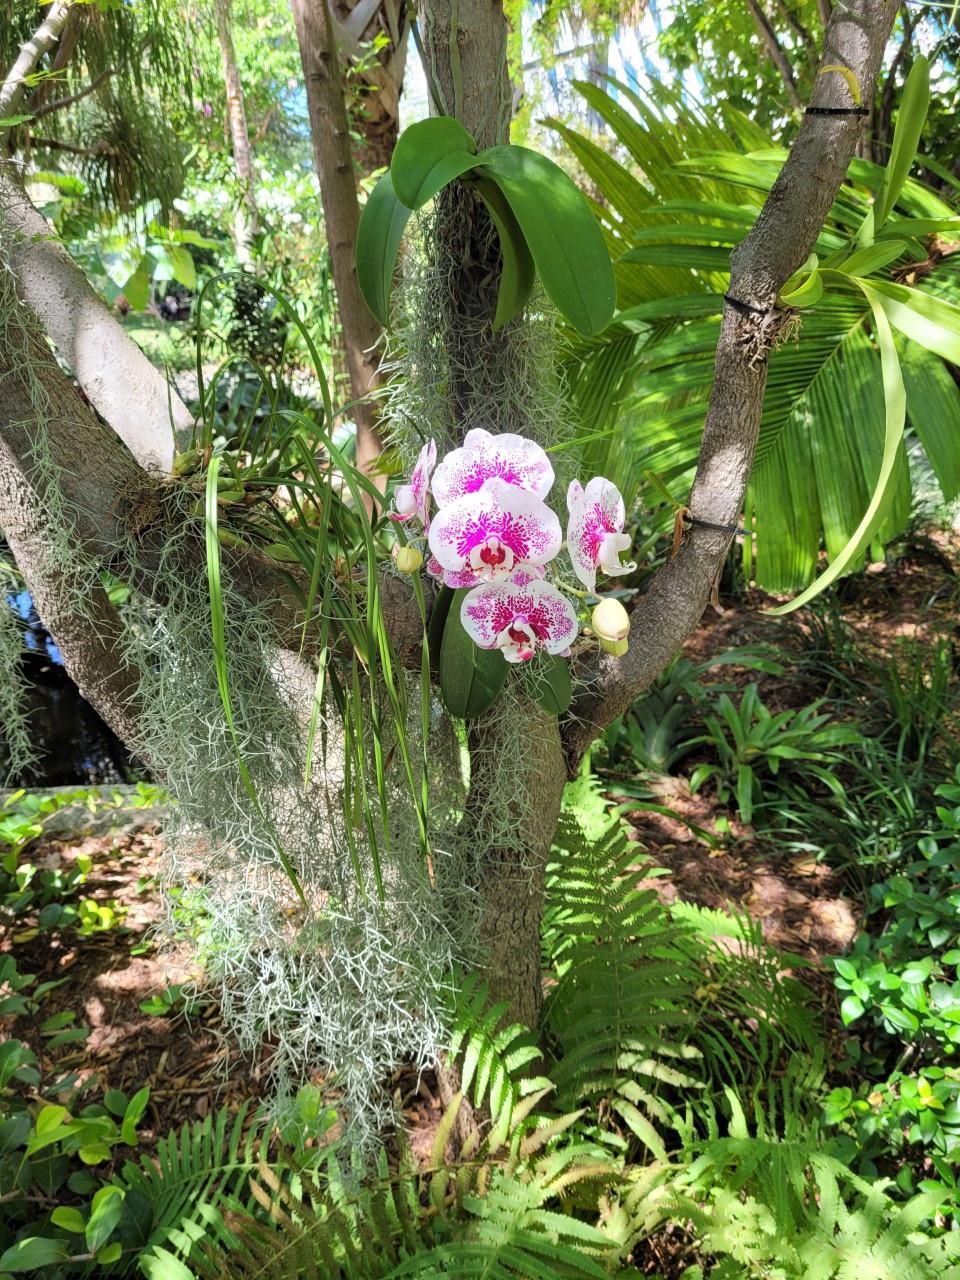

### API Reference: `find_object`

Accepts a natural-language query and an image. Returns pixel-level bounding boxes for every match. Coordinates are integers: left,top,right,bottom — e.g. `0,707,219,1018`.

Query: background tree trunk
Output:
331,0,409,177
291,0,384,492
214,0,260,268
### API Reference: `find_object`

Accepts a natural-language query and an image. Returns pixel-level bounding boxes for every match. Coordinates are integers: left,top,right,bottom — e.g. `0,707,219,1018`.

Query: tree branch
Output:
562,0,899,772
0,0,71,124
745,0,803,110
28,62,118,123
0,162,190,471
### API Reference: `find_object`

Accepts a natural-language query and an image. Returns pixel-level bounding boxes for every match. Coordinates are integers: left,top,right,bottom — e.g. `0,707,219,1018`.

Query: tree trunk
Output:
291,0,384,492
420,0,562,1025
214,0,260,269
467,704,567,1027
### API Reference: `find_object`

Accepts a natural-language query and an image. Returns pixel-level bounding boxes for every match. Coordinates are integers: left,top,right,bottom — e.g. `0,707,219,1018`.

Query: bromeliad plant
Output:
388,427,636,717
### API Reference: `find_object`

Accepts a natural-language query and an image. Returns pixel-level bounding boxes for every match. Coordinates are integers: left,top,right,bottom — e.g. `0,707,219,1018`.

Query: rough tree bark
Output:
291,0,385,491
214,0,260,268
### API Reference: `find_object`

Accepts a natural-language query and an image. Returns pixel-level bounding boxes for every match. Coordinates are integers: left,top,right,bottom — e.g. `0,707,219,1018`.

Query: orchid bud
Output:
395,545,424,574
591,598,630,646
599,636,629,657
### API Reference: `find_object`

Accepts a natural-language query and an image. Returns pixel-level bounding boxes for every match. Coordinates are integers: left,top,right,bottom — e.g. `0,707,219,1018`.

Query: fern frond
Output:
447,972,551,1132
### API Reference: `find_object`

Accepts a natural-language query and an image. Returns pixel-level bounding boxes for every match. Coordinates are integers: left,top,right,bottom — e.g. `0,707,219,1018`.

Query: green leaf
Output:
902,344,960,501
0,1238,70,1272
862,278,960,364
167,245,196,290
768,286,906,614
121,1086,150,1146
875,55,930,230
472,174,536,329
86,1185,124,1252
439,591,508,719
355,170,412,327
521,654,572,716
621,243,733,272
474,144,616,336
122,262,150,312
50,1206,86,1234
139,1246,197,1280
837,240,908,277
840,995,865,1023
390,116,477,209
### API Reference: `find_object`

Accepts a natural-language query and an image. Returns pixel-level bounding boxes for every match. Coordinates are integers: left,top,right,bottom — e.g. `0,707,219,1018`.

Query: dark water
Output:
3,591,137,788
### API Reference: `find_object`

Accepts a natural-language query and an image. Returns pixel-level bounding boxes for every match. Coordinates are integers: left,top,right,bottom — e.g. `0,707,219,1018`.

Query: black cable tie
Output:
805,105,870,116
723,293,770,317
684,515,749,536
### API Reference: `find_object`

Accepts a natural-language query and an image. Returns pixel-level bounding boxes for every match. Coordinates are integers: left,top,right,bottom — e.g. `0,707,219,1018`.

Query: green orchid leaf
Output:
472,174,536,329
474,144,616,336
875,55,930,230
439,590,508,719
390,116,477,209
355,170,412,327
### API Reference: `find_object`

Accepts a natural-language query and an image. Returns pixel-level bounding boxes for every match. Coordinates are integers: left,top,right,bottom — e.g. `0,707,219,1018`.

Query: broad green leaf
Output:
901,344,960,501
122,262,150,312
875,55,930,230
861,277,960,364
474,144,616,336
51,1206,86,1233
355,170,411,327
780,268,823,308
168,245,196,290
439,591,508,718
0,1238,71,1272
472,174,536,329
86,1186,124,1252
768,287,907,614
390,116,477,209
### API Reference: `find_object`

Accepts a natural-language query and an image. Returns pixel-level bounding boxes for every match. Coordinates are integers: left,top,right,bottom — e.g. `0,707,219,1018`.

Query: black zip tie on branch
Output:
685,514,749,536
723,293,770,317
805,105,870,116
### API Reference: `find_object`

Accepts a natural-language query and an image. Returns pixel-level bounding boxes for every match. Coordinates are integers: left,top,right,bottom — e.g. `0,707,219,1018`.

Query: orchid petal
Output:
392,439,436,528
460,579,579,663
566,476,634,590
428,478,562,585
432,428,554,507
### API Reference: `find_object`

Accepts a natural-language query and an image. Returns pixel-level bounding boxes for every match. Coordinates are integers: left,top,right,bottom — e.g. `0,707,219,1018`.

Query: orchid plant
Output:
390,430,636,699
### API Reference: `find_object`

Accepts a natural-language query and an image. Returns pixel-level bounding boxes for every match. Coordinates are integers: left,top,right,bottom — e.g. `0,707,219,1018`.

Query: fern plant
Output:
182,1095,620,1279
672,1085,960,1278
542,791,822,1159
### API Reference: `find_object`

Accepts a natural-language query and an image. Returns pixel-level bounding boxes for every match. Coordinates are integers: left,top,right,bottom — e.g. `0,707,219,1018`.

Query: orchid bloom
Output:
389,439,436,528
566,477,637,592
461,579,579,664
431,428,554,507
428,478,562,587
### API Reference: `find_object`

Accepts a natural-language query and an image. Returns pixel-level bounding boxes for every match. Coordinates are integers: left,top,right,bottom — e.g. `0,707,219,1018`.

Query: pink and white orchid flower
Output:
431,428,554,507
428,478,562,587
566,477,637,592
389,439,436,528
461,579,579,664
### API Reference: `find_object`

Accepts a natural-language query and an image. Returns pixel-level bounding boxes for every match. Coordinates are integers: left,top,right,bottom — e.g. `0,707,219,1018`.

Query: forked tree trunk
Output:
291,0,384,491
214,0,260,268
